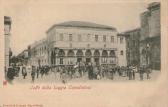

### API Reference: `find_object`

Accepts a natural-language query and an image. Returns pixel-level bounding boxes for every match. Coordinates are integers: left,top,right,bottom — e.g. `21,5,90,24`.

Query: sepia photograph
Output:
4,1,161,84
1,0,168,107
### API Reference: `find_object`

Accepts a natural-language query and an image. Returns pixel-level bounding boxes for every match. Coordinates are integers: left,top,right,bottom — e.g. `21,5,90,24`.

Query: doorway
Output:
77,58,82,62
94,58,99,65
86,58,91,63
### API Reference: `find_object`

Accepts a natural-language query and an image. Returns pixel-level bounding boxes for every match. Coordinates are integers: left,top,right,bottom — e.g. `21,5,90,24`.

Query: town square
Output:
4,2,160,84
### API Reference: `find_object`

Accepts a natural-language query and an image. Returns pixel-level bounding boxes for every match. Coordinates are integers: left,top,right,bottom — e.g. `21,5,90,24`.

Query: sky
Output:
3,0,154,55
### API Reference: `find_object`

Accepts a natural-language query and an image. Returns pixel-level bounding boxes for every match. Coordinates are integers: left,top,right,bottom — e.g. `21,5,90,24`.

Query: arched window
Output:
102,50,108,57
94,50,100,57
67,50,75,57
85,50,92,57
109,50,115,57
76,50,83,57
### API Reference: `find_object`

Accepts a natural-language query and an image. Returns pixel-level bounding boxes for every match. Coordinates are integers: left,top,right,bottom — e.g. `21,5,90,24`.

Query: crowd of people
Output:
5,62,152,84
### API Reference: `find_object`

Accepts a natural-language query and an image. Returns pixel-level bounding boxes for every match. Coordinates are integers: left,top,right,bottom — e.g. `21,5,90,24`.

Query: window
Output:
78,34,82,41
103,35,106,42
87,44,90,48
104,44,106,48
111,36,114,43
60,33,63,41
87,34,90,41
69,34,72,41
70,43,72,48
95,35,98,42
60,58,63,64
120,37,124,44
120,50,123,55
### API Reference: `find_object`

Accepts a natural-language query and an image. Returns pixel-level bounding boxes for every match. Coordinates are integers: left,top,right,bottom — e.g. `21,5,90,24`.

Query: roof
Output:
30,38,47,48
46,21,116,33
123,28,140,34
118,28,140,37
148,2,160,10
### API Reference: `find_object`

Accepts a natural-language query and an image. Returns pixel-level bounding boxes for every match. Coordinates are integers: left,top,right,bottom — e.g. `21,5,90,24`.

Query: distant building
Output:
18,50,29,59
4,16,12,69
122,28,141,66
17,49,29,65
140,2,160,69
46,21,127,66
29,38,48,66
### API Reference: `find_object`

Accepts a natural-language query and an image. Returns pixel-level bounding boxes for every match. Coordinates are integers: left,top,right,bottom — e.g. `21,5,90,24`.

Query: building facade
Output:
46,21,127,67
122,28,140,66
140,2,160,69
29,38,48,66
4,16,12,69
17,49,29,65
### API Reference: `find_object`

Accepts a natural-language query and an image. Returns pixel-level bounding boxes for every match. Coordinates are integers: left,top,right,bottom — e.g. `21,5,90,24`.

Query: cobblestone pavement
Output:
13,70,160,84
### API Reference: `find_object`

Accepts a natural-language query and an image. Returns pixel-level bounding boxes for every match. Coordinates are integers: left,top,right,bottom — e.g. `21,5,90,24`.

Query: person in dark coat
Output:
88,62,93,80
132,65,136,80
129,66,133,80
40,66,44,78
7,66,15,82
22,66,27,79
146,66,151,79
31,66,36,83
139,66,144,81
110,67,114,80
36,67,39,79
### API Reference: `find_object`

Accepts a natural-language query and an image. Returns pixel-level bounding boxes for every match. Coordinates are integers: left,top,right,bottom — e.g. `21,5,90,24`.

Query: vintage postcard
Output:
0,0,168,107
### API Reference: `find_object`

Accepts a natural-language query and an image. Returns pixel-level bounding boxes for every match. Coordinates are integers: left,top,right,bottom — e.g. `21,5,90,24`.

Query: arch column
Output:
91,49,94,63
51,50,55,66
82,50,86,62
74,50,77,64
54,48,59,66
116,50,119,66
99,50,103,65
107,50,110,64
114,50,117,65
64,50,68,65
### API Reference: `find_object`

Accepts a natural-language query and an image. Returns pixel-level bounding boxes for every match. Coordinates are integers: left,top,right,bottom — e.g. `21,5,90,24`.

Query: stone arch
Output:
76,50,84,57
94,50,100,57
58,49,65,57
85,50,92,57
102,50,108,57
51,50,55,64
67,50,75,57
109,50,115,57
